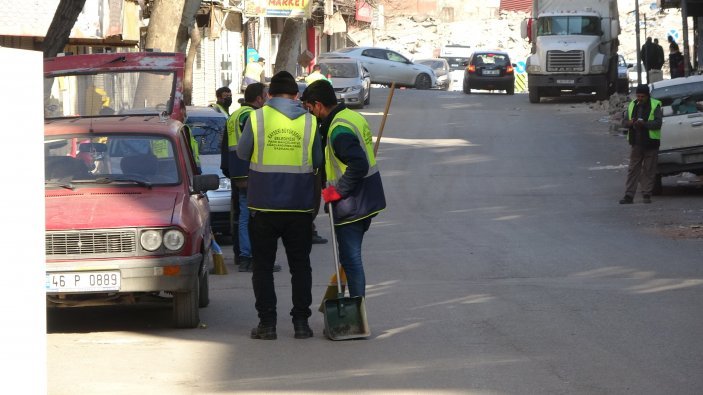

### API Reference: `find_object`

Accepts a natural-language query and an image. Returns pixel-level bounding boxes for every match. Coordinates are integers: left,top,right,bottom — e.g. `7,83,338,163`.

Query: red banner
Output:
356,0,372,23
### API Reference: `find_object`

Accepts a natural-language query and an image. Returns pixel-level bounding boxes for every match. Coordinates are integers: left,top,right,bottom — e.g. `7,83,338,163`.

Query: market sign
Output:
244,0,311,18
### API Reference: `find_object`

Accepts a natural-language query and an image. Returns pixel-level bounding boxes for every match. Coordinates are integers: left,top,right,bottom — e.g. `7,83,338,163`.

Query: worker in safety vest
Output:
210,86,232,116
236,71,322,340
304,64,329,85
222,83,280,273
150,124,199,173
243,57,266,88
619,83,663,204
301,79,386,298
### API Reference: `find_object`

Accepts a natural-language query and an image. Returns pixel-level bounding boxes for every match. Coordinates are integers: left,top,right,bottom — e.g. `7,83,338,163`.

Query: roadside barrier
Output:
515,73,527,93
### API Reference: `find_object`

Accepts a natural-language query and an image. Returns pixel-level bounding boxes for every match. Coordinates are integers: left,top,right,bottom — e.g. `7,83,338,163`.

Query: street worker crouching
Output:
301,80,386,298
236,71,323,340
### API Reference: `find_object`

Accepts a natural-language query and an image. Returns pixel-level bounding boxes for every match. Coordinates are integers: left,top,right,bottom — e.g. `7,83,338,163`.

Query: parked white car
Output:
319,47,437,89
649,75,703,194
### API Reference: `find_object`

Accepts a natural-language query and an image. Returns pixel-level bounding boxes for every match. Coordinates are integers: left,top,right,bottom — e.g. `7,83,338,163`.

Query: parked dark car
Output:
463,51,515,95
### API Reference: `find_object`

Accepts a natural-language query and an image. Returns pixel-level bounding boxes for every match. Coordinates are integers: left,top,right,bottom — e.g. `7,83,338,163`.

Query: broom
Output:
318,83,395,312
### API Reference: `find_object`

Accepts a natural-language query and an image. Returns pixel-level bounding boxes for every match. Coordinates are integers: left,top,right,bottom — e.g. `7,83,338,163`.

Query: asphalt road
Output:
47,88,703,394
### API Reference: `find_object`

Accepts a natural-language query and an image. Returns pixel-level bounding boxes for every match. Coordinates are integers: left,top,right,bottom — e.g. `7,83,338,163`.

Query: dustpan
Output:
322,202,370,340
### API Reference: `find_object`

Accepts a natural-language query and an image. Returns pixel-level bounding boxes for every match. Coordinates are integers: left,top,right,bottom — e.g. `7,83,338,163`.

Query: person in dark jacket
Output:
301,80,386,298
237,71,323,340
652,38,665,70
620,84,663,204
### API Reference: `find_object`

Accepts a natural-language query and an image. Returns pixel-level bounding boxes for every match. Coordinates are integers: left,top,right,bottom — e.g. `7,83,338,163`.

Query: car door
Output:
385,49,415,85
359,48,389,83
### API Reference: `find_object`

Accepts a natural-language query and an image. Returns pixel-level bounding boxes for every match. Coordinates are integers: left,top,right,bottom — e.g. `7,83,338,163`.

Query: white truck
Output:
520,0,620,103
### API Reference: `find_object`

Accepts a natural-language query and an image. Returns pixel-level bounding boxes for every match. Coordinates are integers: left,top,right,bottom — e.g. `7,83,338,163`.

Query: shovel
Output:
322,203,370,340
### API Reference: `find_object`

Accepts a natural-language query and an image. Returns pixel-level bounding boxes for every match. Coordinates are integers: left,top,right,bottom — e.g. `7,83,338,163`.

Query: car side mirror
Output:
193,174,219,193
627,63,634,68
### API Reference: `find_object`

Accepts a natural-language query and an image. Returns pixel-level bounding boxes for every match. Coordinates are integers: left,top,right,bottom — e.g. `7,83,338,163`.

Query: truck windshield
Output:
44,71,175,119
536,16,600,36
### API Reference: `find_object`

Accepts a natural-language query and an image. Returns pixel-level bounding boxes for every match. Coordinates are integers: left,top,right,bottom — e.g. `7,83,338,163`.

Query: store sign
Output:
244,0,311,18
356,0,372,23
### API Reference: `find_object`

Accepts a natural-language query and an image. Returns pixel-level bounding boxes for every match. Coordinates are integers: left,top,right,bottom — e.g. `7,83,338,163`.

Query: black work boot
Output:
311,231,328,244
619,195,634,204
250,324,277,340
642,194,652,204
238,256,252,272
293,320,313,339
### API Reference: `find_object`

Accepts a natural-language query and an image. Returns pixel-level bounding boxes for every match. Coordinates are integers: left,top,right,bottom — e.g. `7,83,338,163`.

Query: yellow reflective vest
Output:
325,108,386,225
226,105,254,179
247,106,317,212
627,98,662,141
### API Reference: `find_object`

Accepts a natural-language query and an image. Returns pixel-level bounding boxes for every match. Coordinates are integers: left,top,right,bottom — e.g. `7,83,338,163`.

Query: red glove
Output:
322,186,342,203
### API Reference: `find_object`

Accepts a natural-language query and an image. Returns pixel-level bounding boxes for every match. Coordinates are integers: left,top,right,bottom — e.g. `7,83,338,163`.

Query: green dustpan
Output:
322,203,370,340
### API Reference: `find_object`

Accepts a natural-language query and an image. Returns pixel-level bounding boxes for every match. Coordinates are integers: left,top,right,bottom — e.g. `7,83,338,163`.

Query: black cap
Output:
269,71,299,95
635,84,650,95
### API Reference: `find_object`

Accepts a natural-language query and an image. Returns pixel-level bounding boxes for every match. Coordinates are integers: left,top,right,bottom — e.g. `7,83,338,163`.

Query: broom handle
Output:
327,202,343,295
373,81,395,156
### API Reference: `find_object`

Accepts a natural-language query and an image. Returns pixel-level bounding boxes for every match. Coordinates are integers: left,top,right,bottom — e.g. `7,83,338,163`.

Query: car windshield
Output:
45,134,180,186
187,116,225,155
320,63,359,78
651,80,703,115
44,71,175,119
536,16,600,36
473,54,509,66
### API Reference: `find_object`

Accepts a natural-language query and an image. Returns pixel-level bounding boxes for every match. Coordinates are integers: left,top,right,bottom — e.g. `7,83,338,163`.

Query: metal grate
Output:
547,50,585,72
46,230,137,258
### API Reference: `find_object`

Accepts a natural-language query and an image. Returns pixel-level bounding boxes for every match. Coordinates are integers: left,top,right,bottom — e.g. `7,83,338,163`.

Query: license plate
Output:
557,79,575,84
46,271,121,293
483,70,499,75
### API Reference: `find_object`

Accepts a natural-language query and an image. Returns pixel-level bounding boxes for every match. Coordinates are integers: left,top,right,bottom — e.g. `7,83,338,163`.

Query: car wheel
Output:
507,85,515,95
528,88,540,103
463,80,471,94
173,277,200,328
364,89,370,105
198,269,210,308
415,73,432,90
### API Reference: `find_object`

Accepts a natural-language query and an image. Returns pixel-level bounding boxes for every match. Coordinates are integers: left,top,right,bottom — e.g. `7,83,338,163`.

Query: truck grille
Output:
46,230,137,258
547,50,584,72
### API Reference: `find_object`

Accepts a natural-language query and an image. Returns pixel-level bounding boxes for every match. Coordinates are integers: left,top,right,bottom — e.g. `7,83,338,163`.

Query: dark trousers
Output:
229,183,240,260
250,211,313,325
625,146,658,197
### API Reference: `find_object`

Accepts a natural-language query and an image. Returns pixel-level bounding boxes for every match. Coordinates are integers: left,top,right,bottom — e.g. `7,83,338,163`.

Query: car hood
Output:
45,190,178,230
329,77,364,88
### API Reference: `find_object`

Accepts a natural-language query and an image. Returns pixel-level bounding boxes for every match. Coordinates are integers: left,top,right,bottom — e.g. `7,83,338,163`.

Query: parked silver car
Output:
318,57,371,108
649,75,703,194
319,46,437,89
415,58,450,90
186,106,231,236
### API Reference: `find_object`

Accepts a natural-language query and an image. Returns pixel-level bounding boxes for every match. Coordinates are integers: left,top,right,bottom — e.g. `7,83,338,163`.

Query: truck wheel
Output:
596,85,609,101
528,88,540,103
653,175,663,196
173,278,200,328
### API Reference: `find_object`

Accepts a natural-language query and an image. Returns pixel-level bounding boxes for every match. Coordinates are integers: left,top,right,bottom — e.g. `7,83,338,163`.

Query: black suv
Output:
463,51,515,95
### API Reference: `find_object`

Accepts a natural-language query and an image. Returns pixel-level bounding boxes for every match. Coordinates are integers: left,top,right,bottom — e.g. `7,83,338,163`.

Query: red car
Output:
44,52,219,328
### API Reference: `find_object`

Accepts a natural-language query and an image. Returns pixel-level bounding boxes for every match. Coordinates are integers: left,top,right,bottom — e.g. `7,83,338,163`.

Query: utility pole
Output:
635,0,642,86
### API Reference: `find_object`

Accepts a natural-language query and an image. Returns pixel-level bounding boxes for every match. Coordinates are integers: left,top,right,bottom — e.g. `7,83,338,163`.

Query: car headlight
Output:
140,230,163,251
527,65,541,73
592,65,605,73
343,85,362,93
163,229,185,251
219,177,231,191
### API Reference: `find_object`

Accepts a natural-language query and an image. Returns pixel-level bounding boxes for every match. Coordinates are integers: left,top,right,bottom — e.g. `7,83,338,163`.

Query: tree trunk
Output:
43,0,87,58
144,0,186,52
274,18,305,75
176,0,202,53
183,24,201,106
